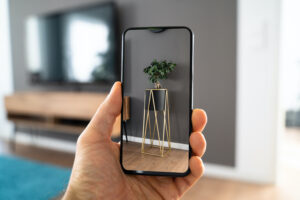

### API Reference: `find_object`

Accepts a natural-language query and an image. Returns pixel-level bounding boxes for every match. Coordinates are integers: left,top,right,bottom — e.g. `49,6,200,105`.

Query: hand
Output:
63,82,207,200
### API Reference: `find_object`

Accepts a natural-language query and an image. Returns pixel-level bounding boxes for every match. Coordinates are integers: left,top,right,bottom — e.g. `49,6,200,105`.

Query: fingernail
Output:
108,82,120,96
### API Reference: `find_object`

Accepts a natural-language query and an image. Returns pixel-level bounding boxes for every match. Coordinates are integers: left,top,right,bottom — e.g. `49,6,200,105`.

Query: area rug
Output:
0,155,71,200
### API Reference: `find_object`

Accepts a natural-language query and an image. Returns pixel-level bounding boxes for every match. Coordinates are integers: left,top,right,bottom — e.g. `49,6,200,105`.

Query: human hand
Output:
63,82,207,200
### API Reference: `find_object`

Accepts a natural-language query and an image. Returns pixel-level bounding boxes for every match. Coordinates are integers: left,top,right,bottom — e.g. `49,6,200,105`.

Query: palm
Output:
74,137,198,199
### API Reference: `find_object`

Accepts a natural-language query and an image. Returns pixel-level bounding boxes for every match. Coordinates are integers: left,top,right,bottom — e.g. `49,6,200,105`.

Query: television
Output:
25,2,118,84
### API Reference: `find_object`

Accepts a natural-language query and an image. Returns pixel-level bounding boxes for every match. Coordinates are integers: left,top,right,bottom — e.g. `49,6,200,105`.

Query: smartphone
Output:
120,26,193,176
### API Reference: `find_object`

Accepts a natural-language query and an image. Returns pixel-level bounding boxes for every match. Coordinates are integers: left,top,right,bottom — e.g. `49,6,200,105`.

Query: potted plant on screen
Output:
143,59,176,111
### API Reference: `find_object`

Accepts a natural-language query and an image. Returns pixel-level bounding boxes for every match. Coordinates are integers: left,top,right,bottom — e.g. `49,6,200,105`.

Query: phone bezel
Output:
120,26,194,177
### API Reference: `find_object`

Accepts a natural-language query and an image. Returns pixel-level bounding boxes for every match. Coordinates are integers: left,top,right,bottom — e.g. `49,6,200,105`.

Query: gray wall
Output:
9,0,236,166
124,28,191,144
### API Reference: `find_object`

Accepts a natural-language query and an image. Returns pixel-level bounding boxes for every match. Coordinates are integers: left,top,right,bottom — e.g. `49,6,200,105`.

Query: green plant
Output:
143,59,176,89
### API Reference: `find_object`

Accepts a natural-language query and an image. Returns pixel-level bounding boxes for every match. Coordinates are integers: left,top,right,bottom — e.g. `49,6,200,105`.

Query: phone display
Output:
120,27,193,176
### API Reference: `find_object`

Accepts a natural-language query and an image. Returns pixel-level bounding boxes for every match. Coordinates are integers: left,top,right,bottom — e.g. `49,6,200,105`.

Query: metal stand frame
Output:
141,89,171,157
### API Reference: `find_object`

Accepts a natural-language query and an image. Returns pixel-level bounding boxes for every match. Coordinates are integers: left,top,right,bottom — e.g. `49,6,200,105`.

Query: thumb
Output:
84,82,122,140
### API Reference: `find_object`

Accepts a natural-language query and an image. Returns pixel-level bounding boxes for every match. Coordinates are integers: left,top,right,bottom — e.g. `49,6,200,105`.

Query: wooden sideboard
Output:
4,92,121,138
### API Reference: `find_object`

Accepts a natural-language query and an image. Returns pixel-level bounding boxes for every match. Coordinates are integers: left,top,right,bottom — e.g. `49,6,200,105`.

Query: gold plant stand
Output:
141,89,171,157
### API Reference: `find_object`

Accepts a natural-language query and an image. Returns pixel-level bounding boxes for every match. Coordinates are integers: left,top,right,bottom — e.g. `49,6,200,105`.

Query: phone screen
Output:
121,27,193,175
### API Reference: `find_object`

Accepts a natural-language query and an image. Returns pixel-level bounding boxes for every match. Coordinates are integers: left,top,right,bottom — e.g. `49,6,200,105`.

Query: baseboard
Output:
203,163,274,184
123,135,189,150
0,131,76,153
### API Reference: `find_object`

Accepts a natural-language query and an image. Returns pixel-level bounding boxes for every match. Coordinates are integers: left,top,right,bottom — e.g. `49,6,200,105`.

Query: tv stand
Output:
4,91,120,146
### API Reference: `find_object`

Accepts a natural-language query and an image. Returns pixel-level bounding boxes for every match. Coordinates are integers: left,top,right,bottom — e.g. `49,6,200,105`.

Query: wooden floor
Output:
0,128,300,200
182,128,300,200
122,141,189,172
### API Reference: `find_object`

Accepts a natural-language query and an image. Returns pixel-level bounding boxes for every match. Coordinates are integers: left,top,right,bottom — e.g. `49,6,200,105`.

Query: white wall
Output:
281,0,300,111
0,0,14,139
205,0,281,184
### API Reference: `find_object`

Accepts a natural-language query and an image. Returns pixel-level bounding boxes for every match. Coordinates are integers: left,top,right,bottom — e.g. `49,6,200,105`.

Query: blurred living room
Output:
0,0,300,199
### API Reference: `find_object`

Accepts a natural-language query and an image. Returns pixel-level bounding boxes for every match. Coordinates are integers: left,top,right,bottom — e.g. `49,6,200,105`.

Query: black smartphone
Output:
120,26,194,176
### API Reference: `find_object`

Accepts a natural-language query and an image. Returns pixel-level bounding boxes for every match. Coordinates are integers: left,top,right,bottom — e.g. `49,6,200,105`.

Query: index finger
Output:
192,109,207,132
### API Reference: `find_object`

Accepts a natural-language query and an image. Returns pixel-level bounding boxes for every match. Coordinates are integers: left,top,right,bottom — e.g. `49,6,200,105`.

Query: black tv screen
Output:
25,3,118,84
